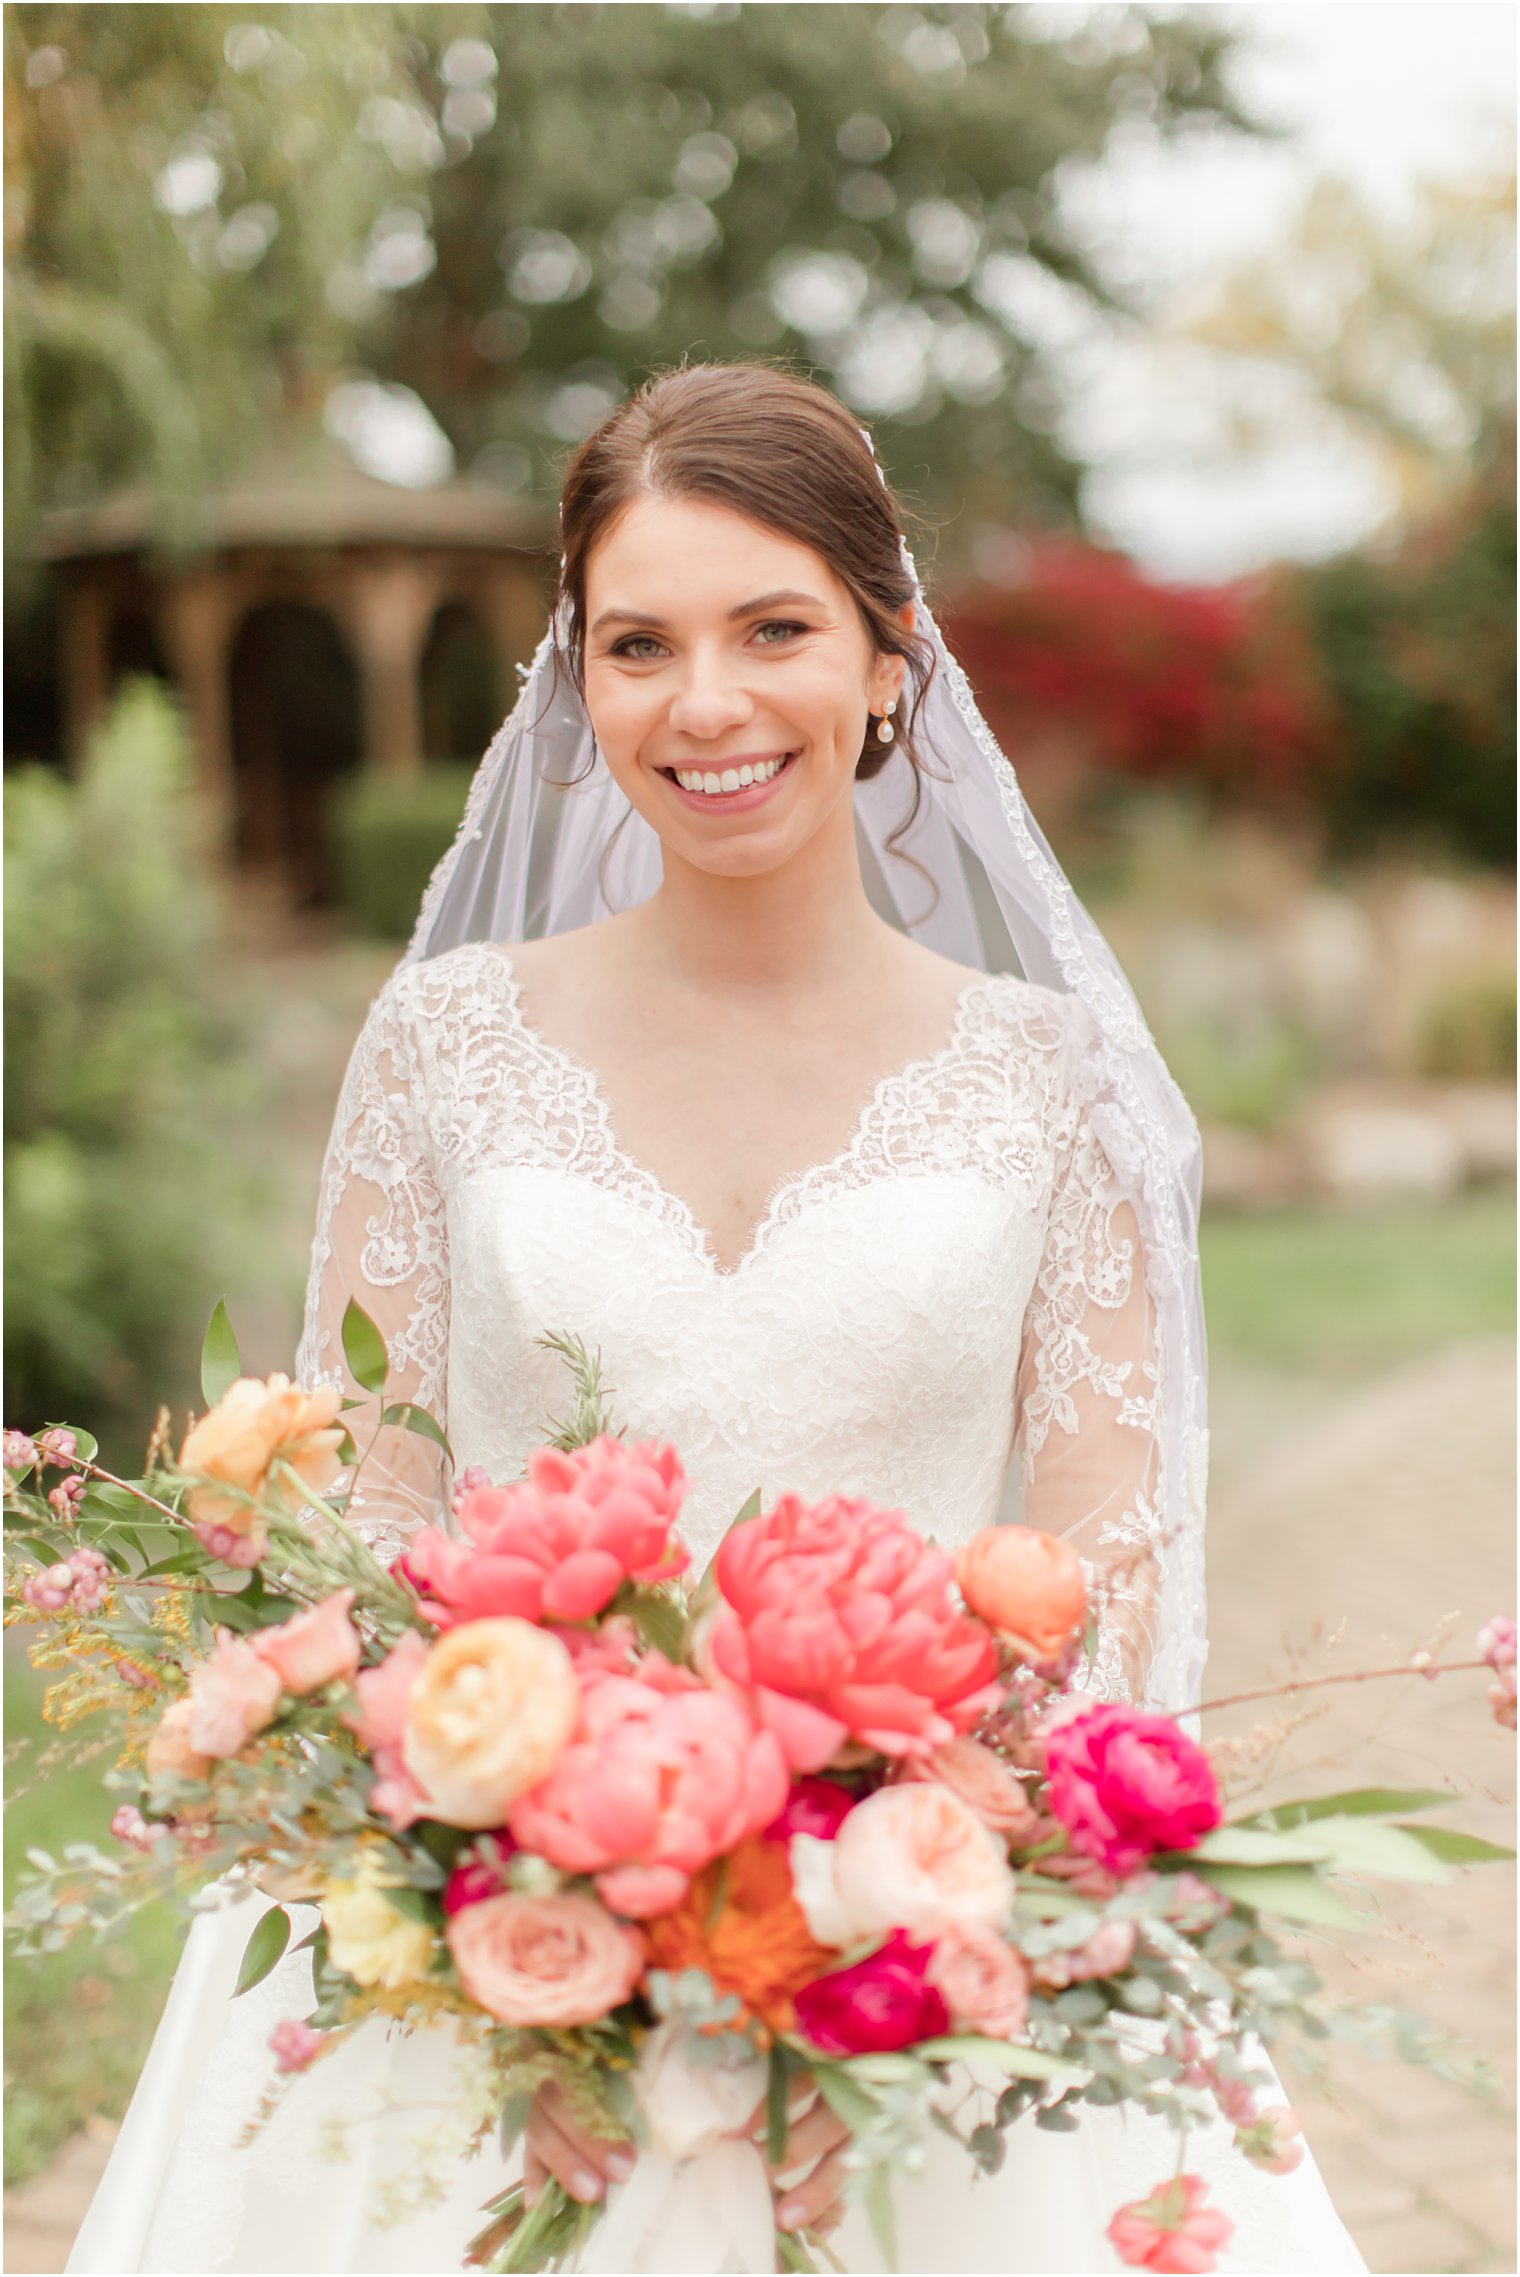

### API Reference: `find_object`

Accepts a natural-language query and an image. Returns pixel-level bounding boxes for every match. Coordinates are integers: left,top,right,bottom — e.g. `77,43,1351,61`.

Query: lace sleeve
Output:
1013,1019,1164,1708
294,972,451,1564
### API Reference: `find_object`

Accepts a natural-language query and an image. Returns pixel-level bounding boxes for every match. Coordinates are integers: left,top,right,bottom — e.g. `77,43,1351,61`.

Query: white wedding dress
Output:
68,941,1368,2275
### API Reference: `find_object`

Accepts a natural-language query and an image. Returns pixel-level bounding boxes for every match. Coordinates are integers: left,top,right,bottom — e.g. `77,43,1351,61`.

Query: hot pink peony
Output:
341,1628,431,1829
401,1437,688,1628
1108,2175,1234,2274
704,1493,1002,1772
1044,1703,1222,1877
507,1657,788,1918
443,1832,518,1915
252,1590,362,1695
927,1924,1032,2040
764,1777,859,1844
794,1930,950,2056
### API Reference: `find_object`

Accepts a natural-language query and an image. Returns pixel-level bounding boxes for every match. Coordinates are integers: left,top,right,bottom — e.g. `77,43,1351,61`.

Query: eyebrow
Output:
589,588,827,636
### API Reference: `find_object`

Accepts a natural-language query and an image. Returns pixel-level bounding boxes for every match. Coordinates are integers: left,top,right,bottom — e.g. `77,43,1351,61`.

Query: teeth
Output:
673,755,790,794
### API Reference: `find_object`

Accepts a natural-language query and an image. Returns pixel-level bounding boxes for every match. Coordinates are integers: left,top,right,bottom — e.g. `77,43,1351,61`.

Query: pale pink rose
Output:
447,1891,645,2026
900,1738,1038,1836
1108,2175,1233,2274
1032,1916,1138,1988
829,1782,1015,1943
186,1629,284,1759
508,1659,789,1918
955,1526,1087,1663
403,1619,580,1829
269,2019,327,2074
342,1628,432,1827
180,1374,345,1536
927,1924,1033,2040
705,1493,1001,1772
144,1696,212,1785
252,1590,362,1695
403,1437,688,1629
1236,2106,1305,2176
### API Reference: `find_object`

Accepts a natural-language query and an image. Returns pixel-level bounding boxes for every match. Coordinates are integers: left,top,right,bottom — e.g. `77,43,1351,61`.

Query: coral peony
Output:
1044,1704,1222,1877
764,1777,859,1844
180,1375,345,1536
508,1660,788,1917
830,1781,1015,1942
955,1526,1087,1663
186,1629,284,1759
794,1930,950,2056
403,1619,580,1830
343,1629,431,1829
252,1590,362,1696
402,1437,688,1629
642,1833,839,2034
900,1737,1038,1836
704,1492,1001,1772
448,1891,644,2026
1107,2175,1233,2274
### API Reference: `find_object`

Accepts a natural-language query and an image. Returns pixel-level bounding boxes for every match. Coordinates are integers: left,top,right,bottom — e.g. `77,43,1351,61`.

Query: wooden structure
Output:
41,441,553,898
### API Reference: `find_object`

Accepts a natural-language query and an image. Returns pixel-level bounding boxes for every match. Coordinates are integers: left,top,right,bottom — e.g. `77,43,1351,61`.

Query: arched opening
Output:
108,604,173,693
420,599,500,763
228,602,360,905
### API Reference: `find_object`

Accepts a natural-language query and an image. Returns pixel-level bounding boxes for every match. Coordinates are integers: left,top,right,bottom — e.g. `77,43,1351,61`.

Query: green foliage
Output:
327,761,474,938
1295,432,1516,869
6,3,1260,575
1412,965,1518,1081
3,678,255,1458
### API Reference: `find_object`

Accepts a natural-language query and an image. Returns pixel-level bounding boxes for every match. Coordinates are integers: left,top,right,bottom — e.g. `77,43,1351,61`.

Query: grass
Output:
4,1650,185,2190
1200,1186,1516,1380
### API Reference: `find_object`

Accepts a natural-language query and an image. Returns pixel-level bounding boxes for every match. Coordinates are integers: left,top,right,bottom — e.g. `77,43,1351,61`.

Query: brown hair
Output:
547,360,943,899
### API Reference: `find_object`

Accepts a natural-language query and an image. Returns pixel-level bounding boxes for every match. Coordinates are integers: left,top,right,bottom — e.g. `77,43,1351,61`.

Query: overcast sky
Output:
1059,1,1516,581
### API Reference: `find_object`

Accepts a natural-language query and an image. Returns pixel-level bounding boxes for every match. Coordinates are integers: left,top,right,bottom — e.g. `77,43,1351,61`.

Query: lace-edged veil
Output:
322,458,1209,1723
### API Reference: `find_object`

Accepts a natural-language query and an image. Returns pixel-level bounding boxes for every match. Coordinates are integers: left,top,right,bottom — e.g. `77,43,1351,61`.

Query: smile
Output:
657,751,800,807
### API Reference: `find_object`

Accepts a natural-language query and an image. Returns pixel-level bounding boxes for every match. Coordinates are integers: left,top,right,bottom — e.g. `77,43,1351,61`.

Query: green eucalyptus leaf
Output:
862,2164,898,2274
234,1904,291,1996
915,2037,1083,2079
811,2063,880,2135
1392,1824,1516,1866
200,1299,243,1409
1189,1864,1365,1929
1240,1788,1453,1829
341,1301,389,1396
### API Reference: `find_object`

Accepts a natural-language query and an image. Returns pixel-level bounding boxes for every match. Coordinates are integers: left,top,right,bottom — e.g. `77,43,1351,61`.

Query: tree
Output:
6,2,1263,589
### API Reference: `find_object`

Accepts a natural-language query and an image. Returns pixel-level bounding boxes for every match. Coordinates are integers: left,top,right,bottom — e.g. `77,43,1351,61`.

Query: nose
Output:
665,643,755,739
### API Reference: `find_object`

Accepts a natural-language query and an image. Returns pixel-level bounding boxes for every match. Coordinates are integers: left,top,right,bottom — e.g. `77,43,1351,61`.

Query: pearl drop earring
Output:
877,696,897,745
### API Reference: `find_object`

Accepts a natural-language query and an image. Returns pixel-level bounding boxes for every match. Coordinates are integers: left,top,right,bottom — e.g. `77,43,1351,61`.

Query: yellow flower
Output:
321,1852,435,1991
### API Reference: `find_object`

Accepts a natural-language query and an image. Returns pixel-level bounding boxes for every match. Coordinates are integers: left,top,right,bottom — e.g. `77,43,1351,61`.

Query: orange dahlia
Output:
642,1835,836,2035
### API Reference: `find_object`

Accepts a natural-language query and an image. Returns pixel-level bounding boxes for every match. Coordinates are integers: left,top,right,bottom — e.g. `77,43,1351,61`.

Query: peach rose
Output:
955,1526,1086,1662
447,1891,644,2027
901,1738,1038,1837
830,1782,1015,1943
402,1618,579,1829
179,1374,345,1536
186,1628,284,1759
144,1695,212,1785
252,1590,362,1695
927,1924,1033,2040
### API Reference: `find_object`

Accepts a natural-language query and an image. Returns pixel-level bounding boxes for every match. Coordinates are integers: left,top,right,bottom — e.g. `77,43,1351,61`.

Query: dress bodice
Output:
298,940,1173,1703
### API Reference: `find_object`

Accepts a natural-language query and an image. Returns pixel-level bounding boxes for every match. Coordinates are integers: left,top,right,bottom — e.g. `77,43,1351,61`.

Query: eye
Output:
608,633,666,660
753,619,807,645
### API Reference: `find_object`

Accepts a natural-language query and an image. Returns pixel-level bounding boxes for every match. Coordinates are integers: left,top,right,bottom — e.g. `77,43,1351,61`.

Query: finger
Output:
524,2105,609,2205
765,2100,849,2181
539,2082,636,2186
776,2146,851,2234
522,2139,546,2210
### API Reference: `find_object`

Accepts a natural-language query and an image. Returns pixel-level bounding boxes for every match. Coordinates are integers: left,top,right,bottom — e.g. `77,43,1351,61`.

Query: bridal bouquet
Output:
5,1311,1514,2277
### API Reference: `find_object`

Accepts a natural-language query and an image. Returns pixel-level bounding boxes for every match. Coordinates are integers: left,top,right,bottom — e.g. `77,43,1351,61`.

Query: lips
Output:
657,751,800,809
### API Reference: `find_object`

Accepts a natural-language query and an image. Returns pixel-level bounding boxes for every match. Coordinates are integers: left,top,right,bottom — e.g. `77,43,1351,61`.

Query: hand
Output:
748,2072,853,2239
522,2079,635,2209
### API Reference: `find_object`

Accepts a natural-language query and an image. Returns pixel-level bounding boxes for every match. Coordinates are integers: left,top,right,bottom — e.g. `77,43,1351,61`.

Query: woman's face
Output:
580,493,907,880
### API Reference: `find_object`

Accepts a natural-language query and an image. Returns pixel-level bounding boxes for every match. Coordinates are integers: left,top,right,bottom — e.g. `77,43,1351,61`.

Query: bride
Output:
68,361,1368,2274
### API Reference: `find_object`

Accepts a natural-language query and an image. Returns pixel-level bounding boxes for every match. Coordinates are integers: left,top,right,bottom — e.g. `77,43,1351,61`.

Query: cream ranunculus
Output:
401,1619,580,1830
179,1374,345,1536
320,1853,435,1989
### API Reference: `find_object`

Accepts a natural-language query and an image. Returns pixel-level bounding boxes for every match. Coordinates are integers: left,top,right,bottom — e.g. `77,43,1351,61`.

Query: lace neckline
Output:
482,941,1000,1280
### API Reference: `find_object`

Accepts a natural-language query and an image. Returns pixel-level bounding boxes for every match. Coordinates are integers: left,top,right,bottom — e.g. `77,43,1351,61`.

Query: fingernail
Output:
778,2199,806,2231
607,2149,635,2183
571,2169,604,2202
